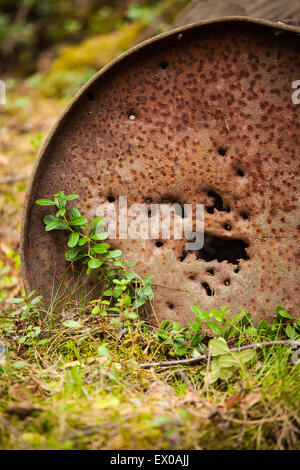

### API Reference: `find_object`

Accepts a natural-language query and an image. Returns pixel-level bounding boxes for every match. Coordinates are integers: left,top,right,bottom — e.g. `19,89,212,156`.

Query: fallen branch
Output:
139,339,300,369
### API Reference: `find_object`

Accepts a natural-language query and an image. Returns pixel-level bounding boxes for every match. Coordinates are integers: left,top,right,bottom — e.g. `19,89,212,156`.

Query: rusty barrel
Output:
21,18,300,324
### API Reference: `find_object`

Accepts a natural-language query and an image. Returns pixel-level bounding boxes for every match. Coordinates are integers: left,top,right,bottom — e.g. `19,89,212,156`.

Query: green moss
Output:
44,22,145,97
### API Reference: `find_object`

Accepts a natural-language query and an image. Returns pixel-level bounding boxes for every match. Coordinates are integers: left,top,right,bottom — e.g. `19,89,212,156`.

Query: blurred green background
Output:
0,0,190,96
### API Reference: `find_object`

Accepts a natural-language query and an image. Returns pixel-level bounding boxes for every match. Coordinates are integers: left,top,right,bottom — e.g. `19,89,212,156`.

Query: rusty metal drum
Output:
21,18,300,324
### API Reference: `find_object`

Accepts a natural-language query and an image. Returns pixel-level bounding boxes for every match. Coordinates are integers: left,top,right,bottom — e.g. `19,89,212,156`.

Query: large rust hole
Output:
179,233,249,265
196,234,249,264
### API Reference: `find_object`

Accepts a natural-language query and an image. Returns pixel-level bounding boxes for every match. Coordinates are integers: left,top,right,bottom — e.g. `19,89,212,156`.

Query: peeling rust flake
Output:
21,18,300,324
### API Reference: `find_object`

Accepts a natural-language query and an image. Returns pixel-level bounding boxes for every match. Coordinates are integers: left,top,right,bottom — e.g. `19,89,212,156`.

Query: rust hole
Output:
107,196,116,203
195,233,249,265
87,90,95,101
207,268,214,275
167,302,174,310
223,221,231,231
207,190,230,213
224,279,231,286
156,240,164,248
240,211,249,220
188,273,196,280
202,282,213,296
179,251,188,262
236,168,245,177
128,113,136,121
160,61,168,69
218,147,227,156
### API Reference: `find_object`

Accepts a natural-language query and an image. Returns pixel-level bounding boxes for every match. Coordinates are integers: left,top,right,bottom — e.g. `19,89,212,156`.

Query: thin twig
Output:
138,340,300,369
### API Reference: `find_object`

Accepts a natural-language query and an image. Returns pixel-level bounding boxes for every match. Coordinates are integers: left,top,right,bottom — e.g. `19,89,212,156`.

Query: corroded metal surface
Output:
21,18,300,324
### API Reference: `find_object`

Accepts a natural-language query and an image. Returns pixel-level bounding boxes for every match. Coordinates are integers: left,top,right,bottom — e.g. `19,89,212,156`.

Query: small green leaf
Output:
37,339,50,345
97,343,111,360
88,258,103,269
78,237,88,246
133,297,147,308
209,338,230,356
65,247,81,261
36,199,56,206
92,232,109,240
191,332,204,347
172,321,181,331
141,284,154,299
124,271,136,280
102,249,122,259
237,349,255,364
63,320,81,329
68,232,79,248
63,194,79,201
123,312,138,319
43,215,68,231
102,289,113,296
9,297,24,304
69,216,88,226
30,295,42,306
205,321,221,336
69,207,81,219
276,306,292,319
13,361,27,370
286,324,297,339
91,243,109,254
89,217,105,227
191,305,209,320
113,286,123,298
144,275,155,284
218,367,234,381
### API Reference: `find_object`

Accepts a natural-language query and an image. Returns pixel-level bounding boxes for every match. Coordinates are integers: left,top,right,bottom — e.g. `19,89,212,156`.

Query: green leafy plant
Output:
153,304,300,370
36,191,156,323
208,337,255,382
154,319,206,357
30,132,43,148
9,290,46,347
